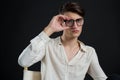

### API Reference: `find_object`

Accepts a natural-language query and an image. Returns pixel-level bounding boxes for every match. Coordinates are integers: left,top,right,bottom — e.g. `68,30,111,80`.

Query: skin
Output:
61,12,84,41
44,12,84,61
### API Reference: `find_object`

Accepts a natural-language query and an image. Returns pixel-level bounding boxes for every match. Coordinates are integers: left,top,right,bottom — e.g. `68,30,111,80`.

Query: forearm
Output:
43,26,54,36
18,31,50,67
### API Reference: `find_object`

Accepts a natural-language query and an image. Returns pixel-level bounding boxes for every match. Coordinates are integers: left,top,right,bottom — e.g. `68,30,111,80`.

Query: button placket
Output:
65,64,69,80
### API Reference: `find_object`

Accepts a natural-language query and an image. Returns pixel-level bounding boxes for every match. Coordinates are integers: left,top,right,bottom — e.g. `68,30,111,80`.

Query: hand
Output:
44,14,70,36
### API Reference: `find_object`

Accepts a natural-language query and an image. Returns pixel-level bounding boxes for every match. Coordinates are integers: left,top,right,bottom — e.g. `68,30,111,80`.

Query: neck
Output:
61,35,78,47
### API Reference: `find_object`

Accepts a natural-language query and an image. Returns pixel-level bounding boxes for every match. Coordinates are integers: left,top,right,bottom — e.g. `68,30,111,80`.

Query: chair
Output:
23,67,41,80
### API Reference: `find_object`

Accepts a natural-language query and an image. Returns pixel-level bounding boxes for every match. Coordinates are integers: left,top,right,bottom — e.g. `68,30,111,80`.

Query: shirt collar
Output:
78,41,87,53
58,37,63,45
57,37,87,53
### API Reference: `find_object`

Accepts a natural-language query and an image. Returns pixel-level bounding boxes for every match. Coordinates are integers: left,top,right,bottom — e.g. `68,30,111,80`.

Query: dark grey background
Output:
1,0,120,80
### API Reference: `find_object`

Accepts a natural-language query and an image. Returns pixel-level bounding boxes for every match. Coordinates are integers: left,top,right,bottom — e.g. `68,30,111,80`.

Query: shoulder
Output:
85,45,96,52
80,41,96,56
80,41,96,52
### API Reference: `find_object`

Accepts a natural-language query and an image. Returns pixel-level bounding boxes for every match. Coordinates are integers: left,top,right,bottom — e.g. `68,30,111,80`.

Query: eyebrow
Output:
64,18,83,21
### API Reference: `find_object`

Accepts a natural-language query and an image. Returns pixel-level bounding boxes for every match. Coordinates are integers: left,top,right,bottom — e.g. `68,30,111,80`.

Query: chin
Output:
72,34,80,38
74,32,81,36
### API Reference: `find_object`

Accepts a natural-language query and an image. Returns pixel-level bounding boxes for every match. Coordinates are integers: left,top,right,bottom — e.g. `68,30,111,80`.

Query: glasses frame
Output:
64,18,84,27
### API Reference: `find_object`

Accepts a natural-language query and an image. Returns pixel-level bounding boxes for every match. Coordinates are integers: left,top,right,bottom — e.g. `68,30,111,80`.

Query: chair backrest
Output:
23,67,41,80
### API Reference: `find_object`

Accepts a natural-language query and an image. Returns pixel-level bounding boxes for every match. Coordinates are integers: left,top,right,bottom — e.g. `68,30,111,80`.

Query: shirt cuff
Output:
38,31,51,42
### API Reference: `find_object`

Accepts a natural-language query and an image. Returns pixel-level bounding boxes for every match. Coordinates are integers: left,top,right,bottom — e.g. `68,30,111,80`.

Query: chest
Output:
64,46,80,62
46,44,91,65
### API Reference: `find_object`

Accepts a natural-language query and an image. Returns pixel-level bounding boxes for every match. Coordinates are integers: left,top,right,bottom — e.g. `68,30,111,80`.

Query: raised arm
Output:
18,14,70,67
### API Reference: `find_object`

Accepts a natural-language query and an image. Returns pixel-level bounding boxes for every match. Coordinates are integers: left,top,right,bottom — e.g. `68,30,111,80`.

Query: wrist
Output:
43,26,54,36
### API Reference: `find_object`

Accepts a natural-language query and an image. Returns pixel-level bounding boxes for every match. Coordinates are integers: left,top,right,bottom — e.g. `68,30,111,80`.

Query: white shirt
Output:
18,31,107,80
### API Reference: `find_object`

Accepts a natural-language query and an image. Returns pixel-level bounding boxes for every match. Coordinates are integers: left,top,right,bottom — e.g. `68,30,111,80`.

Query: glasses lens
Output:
64,18,83,27
64,19,74,27
76,18,83,26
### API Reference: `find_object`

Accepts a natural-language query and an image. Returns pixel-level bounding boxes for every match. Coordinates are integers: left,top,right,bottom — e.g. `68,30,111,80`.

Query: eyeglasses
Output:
64,18,84,27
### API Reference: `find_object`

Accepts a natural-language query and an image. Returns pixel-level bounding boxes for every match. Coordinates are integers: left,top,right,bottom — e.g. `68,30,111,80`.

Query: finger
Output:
57,14,70,20
63,26,70,30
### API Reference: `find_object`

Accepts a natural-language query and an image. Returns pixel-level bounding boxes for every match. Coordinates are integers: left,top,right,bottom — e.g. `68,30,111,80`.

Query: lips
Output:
72,30,79,33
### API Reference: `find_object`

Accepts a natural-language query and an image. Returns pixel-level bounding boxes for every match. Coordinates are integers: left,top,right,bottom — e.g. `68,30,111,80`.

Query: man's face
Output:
63,12,84,38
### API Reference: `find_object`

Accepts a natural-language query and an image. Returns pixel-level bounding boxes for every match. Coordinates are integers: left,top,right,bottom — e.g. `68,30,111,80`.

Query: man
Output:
18,2,108,80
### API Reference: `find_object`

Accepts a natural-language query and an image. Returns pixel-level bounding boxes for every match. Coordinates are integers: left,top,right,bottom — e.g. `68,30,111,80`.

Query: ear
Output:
82,18,84,25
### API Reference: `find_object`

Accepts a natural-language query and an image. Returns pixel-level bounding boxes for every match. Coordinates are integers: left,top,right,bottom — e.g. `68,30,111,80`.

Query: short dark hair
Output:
59,2,85,18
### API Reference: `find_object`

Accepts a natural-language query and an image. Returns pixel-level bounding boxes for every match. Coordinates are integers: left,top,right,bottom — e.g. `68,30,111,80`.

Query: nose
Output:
72,22,78,28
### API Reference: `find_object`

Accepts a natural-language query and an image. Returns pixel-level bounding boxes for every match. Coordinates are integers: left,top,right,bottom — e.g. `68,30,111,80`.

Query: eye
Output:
67,19,74,23
64,19,74,25
64,19,74,27
76,18,83,22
